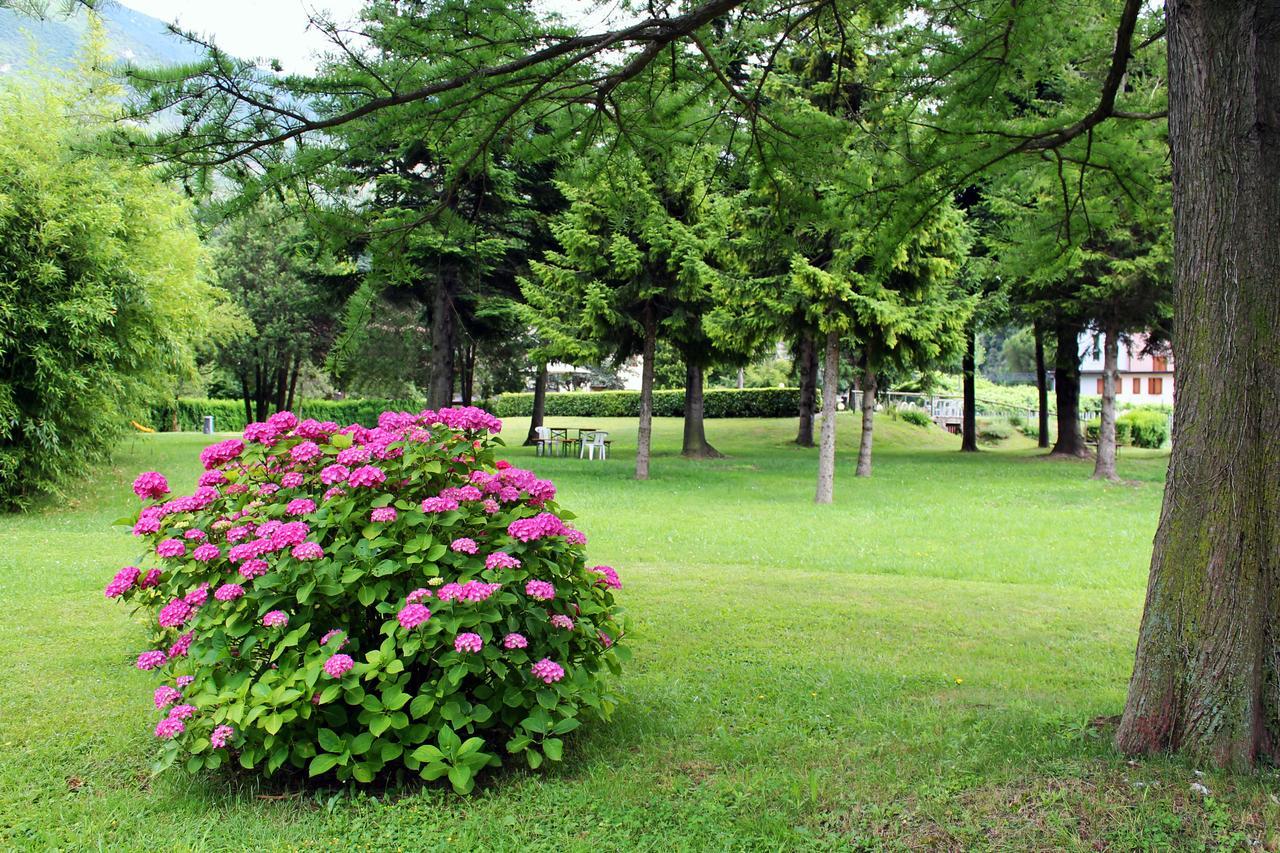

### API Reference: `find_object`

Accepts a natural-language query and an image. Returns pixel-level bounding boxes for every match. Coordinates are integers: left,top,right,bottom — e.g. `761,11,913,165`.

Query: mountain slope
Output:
0,3,202,76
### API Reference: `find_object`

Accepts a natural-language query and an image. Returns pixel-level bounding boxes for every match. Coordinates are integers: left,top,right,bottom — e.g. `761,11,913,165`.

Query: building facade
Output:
1078,331,1174,406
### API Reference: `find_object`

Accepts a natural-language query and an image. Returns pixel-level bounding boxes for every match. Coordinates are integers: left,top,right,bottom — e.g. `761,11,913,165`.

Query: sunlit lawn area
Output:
2,414,1276,850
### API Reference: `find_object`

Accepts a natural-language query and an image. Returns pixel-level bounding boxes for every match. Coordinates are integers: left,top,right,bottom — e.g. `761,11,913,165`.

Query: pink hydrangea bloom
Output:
598,631,614,648
525,580,556,601
503,633,528,650
132,516,161,536
531,658,565,684
406,588,431,604
550,614,574,630
158,598,193,628
242,421,279,445
285,498,316,516
336,445,371,466
495,460,511,470
168,703,197,721
347,465,386,488
272,521,311,548
191,543,220,563
397,603,431,630
320,464,350,485
592,565,622,589
454,633,483,653
507,513,569,542
267,411,298,432
156,538,185,558
154,717,185,738
565,530,587,546
176,675,195,688
210,725,235,748
450,537,478,554
199,438,244,470
324,653,354,678
485,552,520,570
168,631,194,659
183,583,210,608
226,524,254,543
183,528,206,541
369,507,397,523
104,566,139,598
258,483,280,497
421,496,459,513
136,649,167,670
320,629,346,647
139,568,162,589
482,499,500,514
154,685,181,709
198,469,227,487
132,471,170,500
322,486,346,502
239,559,268,579
281,472,305,488
291,542,324,561
214,583,245,601
262,610,289,628
290,441,322,464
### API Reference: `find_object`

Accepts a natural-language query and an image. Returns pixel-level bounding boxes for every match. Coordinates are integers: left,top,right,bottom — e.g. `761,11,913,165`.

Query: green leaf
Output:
551,717,580,736
309,753,340,777
369,714,392,737
410,744,445,763
409,694,436,719
447,763,474,794
438,725,462,755
542,738,564,762
318,728,343,753
536,689,558,709
352,763,375,783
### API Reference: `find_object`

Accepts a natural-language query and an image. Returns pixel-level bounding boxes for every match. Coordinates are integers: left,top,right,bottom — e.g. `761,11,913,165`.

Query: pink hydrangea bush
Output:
108,407,625,791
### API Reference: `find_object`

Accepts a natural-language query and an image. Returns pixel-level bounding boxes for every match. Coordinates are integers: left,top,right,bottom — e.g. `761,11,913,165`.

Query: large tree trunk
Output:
1116,0,1280,769
286,355,301,412
254,360,268,422
960,327,978,452
681,361,722,459
856,365,876,478
459,341,475,406
427,276,457,410
523,362,548,446
814,331,840,504
1034,320,1051,449
634,305,657,481
1093,321,1121,481
796,332,818,447
1050,318,1087,457
239,370,252,426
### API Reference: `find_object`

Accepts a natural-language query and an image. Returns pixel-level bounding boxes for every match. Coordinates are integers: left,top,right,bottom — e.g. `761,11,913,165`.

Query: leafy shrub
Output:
976,419,1013,444
491,387,806,419
899,408,933,428
1085,418,1133,445
1118,410,1169,448
150,398,426,433
107,407,625,790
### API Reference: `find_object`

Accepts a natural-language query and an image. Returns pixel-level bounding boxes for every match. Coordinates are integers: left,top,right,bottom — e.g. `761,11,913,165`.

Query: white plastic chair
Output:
534,426,553,457
580,431,609,460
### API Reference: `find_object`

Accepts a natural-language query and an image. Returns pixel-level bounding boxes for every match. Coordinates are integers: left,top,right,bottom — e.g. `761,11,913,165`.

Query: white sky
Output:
119,0,631,74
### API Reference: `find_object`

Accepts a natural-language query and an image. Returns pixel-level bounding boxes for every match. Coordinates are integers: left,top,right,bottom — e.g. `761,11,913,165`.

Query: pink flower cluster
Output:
550,614,574,631
531,658,565,684
525,580,556,601
503,632,528,649
132,471,170,500
450,537,478,554
592,565,622,590
347,465,386,488
437,581,502,603
507,513,570,542
285,498,316,516
485,552,520,570
397,603,431,630
454,633,484,653
210,725,235,748
324,653,354,678
104,566,140,598
262,610,289,628
214,583,245,601
370,506,397,523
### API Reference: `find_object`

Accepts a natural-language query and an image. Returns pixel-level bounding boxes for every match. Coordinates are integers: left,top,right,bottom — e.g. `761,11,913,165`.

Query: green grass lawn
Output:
2,414,1276,850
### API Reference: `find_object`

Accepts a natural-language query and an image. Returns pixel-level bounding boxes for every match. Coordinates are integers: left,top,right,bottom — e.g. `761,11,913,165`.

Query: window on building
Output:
1152,356,1169,372
1133,378,1142,394
1096,377,1104,394
1149,377,1163,395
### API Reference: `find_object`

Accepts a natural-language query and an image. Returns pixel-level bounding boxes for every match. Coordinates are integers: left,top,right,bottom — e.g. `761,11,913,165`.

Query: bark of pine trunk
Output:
814,331,840,504
1116,0,1280,769
1050,319,1087,457
523,363,548,446
736,367,745,389
961,328,978,452
796,332,818,447
286,356,301,412
273,359,288,413
1093,321,1121,481
459,342,475,406
1034,320,1051,449
681,361,722,458
634,305,657,481
856,366,876,477
240,371,252,426
428,276,457,410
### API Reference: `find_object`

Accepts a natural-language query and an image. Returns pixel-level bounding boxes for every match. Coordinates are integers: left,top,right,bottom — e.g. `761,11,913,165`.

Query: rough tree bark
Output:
796,332,818,447
523,363,548,446
1050,318,1088,457
1116,0,1280,769
856,365,876,478
286,354,301,412
814,331,840,504
1034,320,1051,449
681,361,722,459
961,328,978,452
458,341,475,406
634,304,657,481
239,371,252,426
1093,321,1121,481
427,276,457,410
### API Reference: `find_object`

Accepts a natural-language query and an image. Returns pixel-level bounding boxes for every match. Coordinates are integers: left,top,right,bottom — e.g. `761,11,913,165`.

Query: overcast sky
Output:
119,1,631,74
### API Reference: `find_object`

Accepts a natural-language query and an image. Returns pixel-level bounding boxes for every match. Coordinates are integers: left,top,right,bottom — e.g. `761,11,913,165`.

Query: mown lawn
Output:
2,414,1277,850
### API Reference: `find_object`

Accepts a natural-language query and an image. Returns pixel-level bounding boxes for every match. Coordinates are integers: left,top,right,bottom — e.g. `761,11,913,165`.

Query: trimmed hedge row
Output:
491,387,808,419
1084,409,1170,448
150,398,425,432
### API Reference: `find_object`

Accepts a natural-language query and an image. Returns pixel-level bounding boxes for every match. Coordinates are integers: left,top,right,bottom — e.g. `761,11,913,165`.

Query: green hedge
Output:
1085,411,1169,448
150,398,426,432
1084,418,1134,446
491,387,808,419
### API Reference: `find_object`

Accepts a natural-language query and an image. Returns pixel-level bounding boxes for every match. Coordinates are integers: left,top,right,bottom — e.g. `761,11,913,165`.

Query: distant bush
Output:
150,399,426,433
1007,413,1024,428
491,388,806,419
899,408,933,428
976,419,1013,444
1118,410,1169,448
1084,418,1134,445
